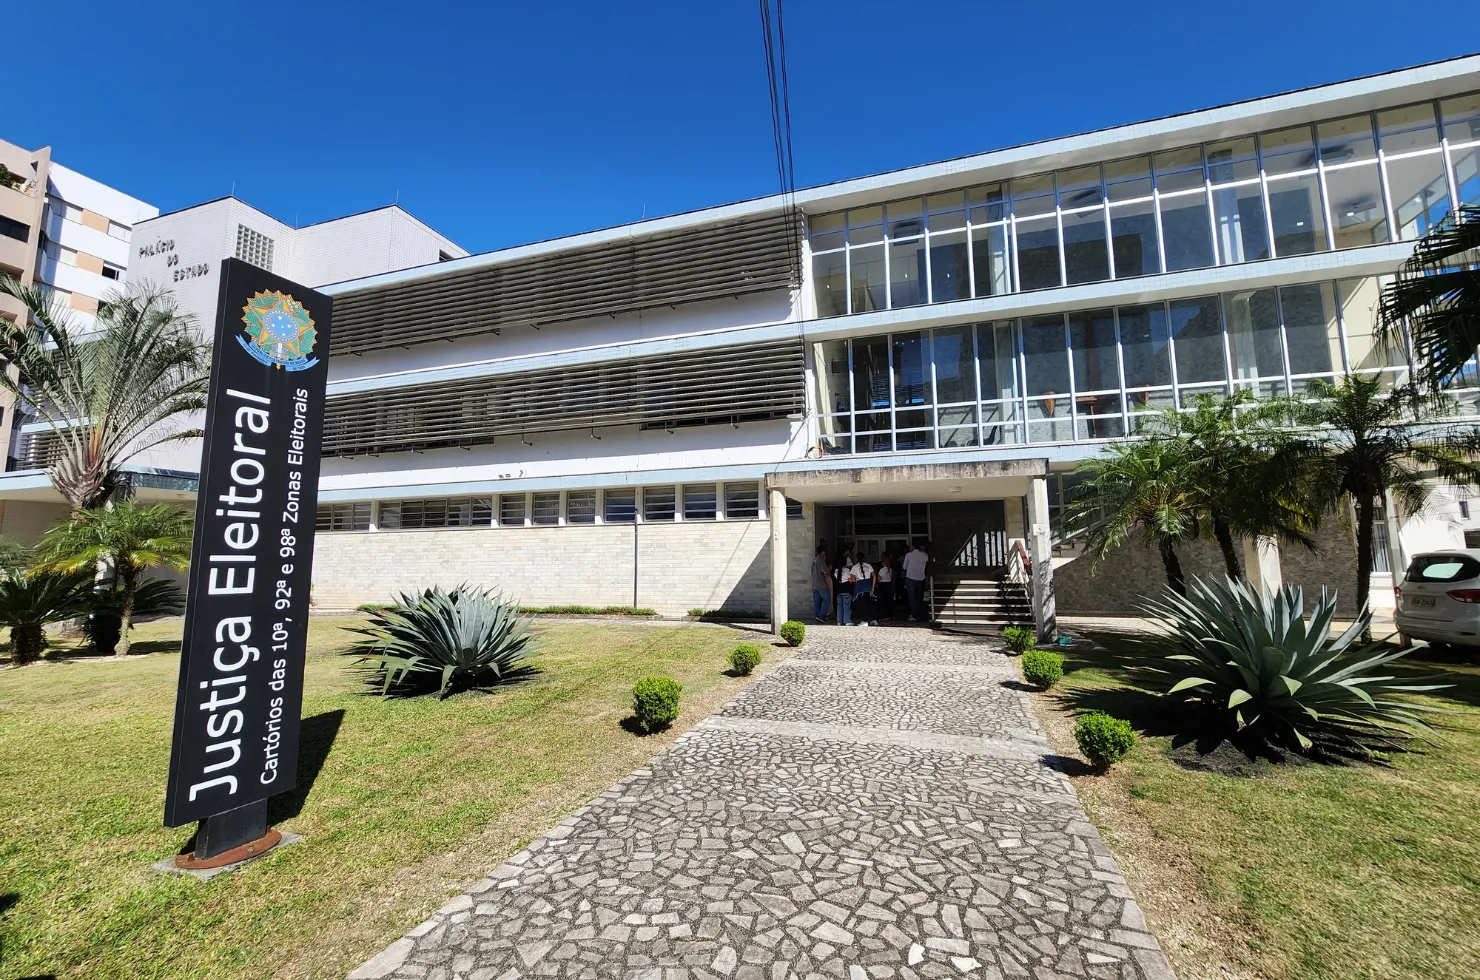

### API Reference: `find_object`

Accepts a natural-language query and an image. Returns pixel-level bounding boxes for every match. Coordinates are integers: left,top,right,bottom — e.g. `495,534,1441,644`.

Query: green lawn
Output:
1045,632,1480,980
0,617,776,980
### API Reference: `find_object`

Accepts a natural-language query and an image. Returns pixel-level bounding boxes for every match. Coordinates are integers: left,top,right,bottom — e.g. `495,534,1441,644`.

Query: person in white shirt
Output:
848,557,876,626
902,542,930,621
835,559,857,626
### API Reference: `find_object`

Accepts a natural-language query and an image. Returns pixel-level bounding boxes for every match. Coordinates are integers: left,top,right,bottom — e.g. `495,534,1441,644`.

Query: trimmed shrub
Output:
1002,625,1036,655
632,676,682,732
729,643,762,676
1075,712,1137,770
1021,648,1064,688
779,620,805,646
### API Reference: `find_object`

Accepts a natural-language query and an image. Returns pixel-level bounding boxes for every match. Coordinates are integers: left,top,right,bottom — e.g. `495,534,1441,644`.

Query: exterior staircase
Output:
930,574,1032,632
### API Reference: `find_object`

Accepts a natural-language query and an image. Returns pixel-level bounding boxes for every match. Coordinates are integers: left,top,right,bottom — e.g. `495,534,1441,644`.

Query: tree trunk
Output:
1158,539,1187,596
116,570,136,658
1212,513,1242,581
11,623,44,664
1354,494,1375,633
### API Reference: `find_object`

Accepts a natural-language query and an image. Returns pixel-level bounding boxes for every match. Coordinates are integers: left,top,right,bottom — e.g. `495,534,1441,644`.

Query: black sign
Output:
164,258,332,827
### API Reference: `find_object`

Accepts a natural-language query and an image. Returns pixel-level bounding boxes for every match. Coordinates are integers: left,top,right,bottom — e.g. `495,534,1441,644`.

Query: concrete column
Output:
1027,477,1056,640
1241,536,1282,594
769,489,787,634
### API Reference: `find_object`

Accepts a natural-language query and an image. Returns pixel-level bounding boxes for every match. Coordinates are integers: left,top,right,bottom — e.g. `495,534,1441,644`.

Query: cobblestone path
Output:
350,627,1175,980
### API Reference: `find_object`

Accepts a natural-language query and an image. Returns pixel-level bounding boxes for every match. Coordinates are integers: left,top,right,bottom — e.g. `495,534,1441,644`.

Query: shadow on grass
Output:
267,709,346,825
2,891,58,980
618,716,670,737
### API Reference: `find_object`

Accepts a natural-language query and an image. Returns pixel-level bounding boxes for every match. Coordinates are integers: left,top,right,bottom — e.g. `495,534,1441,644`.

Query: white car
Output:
1395,550,1480,650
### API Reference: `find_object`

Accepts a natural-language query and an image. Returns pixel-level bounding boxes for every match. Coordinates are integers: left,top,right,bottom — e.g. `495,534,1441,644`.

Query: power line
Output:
759,0,799,271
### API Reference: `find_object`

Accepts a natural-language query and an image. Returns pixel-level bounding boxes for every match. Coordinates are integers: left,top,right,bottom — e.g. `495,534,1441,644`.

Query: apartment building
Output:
303,55,1480,627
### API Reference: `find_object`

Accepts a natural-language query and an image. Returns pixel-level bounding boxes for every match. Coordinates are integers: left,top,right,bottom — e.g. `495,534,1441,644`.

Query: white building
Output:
300,55,1480,626
0,196,465,537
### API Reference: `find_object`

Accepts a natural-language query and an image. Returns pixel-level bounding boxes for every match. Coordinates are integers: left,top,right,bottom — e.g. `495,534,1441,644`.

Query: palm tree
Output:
0,277,209,511
1378,205,1480,388
1065,438,1201,595
1293,376,1480,618
33,502,193,657
1139,390,1316,579
0,571,92,664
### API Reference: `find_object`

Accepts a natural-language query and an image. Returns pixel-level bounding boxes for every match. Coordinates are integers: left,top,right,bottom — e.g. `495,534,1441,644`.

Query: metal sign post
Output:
163,258,332,866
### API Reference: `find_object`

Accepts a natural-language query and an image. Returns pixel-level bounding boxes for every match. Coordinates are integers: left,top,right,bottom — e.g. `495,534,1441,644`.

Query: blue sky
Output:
14,1,1476,255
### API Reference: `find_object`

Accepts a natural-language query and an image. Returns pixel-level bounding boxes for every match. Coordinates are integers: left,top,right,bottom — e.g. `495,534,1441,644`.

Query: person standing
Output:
876,552,896,620
902,541,930,622
810,544,833,623
849,554,877,626
835,559,857,627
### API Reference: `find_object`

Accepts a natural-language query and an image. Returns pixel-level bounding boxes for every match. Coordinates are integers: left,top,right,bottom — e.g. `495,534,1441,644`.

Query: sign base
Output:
195,798,269,860
177,828,283,870
154,830,301,881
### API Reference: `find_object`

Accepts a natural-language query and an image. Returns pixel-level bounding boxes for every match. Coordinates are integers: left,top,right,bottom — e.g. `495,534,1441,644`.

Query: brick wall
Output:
311,507,817,620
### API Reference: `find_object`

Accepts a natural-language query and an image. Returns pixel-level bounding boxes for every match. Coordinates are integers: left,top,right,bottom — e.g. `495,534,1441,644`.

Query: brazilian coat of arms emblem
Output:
238,290,319,371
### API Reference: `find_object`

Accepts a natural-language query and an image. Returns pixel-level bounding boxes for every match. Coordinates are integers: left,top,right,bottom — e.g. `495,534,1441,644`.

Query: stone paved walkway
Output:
350,627,1175,980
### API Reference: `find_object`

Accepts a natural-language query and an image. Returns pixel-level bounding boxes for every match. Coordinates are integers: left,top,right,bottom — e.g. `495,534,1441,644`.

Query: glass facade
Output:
811,94,1480,317
811,275,1432,455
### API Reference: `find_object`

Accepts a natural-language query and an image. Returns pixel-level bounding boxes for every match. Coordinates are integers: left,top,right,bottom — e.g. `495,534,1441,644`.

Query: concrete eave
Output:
768,457,1050,504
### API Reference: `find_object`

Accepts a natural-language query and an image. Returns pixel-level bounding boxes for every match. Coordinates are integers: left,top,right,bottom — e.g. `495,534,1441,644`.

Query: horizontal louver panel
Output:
329,209,803,356
322,339,806,457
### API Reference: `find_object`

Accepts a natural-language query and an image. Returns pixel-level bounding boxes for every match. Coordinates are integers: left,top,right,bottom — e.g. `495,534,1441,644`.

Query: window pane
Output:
970,224,1010,296
1159,192,1214,271
1442,94,1480,144
1318,115,1377,164
848,205,882,237
813,250,847,317
1339,276,1406,372
1169,297,1226,386
1068,309,1119,394
1062,207,1109,284
499,494,527,526
1281,282,1340,378
977,321,1020,402
472,497,493,525
853,337,890,411
605,489,636,523
1211,181,1270,263
566,490,597,524
1261,126,1318,174
1058,166,1103,208
1226,289,1285,392
968,183,1006,223
1023,315,1070,397
1385,151,1451,240
886,197,923,234
1324,163,1389,248
849,244,885,313
928,231,969,302
1105,155,1151,185
1267,173,1327,255
940,423,978,448
888,237,925,308
1452,143,1480,208
532,492,560,525
1119,304,1172,388
1109,198,1160,277
1076,394,1124,439
1011,174,1055,215
1378,103,1440,154
1014,215,1061,290
786,497,803,520
1206,137,1259,182
683,484,717,520
815,340,850,418
810,212,844,251
931,325,976,404
643,486,675,522
892,332,930,407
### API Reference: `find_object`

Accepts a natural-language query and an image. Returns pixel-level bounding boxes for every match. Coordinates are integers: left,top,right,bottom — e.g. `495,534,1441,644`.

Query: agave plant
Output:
1129,577,1448,754
0,570,93,664
345,584,538,698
